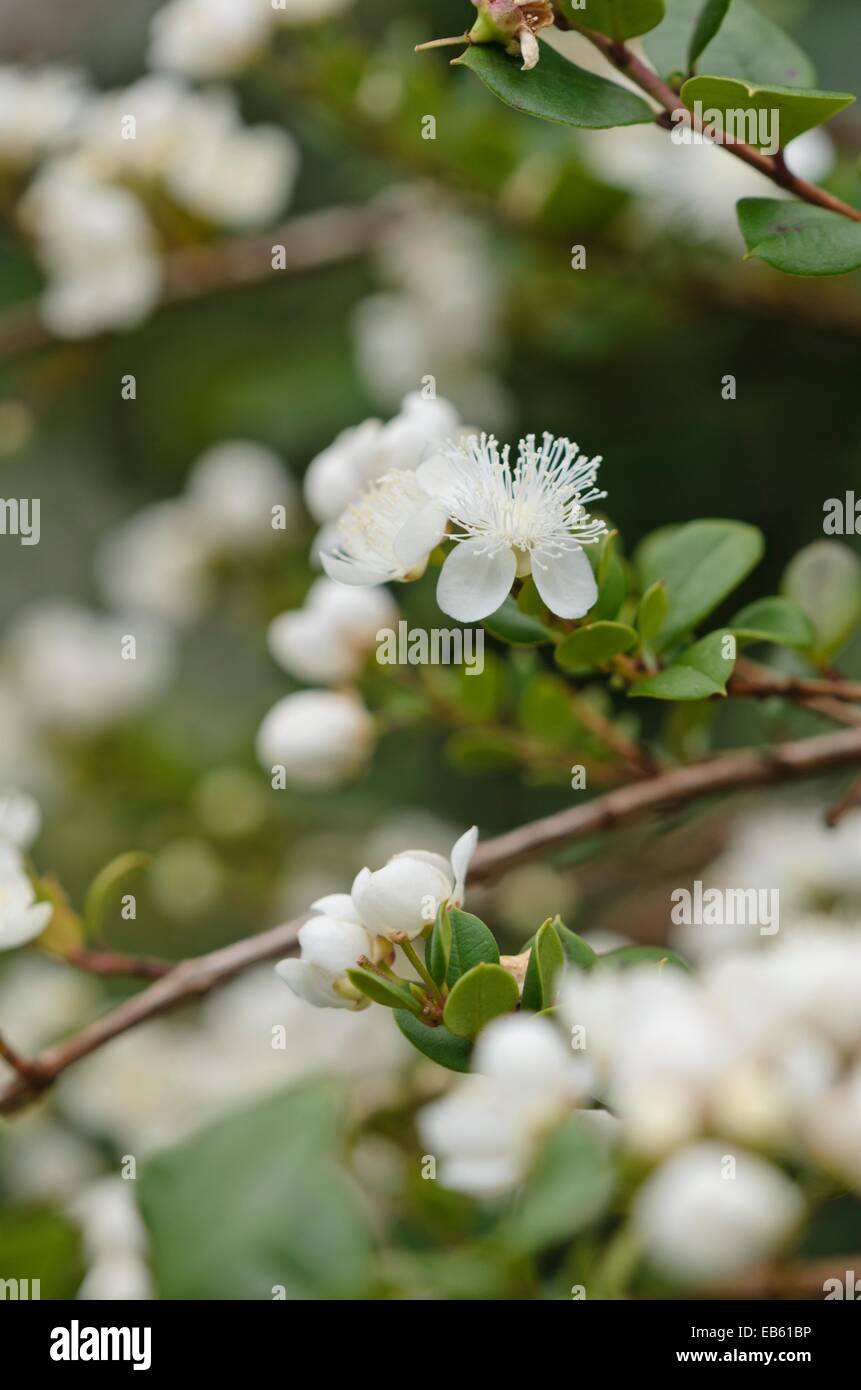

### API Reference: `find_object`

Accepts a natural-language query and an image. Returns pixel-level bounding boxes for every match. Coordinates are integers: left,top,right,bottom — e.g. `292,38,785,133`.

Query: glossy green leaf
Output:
637,519,764,647
139,1081,375,1299
688,0,731,67
458,41,654,131
443,962,520,1038
446,907,500,988
555,621,638,674
737,199,861,278
730,596,815,650
782,541,861,664
522,917,566,1012
394,1011,473,1072
630,630,735,700
682,77,854,149
647,0,815,87
561,0,665,41
428,902,452,988
483,596,555,646
346,967,423,1014
501,1117,615,1254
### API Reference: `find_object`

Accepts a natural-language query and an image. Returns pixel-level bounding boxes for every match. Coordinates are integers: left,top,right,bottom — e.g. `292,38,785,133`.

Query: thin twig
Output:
0,203,385,368
65,948,173,980
0,1033,44,1086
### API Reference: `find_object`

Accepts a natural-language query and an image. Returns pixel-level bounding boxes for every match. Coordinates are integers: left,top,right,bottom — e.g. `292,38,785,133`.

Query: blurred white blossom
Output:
256,688,376,787
0,65,90,165
268,577,396,685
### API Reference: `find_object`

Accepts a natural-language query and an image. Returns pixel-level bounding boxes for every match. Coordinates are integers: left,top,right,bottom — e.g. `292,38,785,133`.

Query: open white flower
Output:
417,432,607,622
149,0,271,79
255,689,375,788
321,469,449,588
275,903,373,1011
350,825,477,941
418,1015,585,1195
0,847,52,951
185,440,298,552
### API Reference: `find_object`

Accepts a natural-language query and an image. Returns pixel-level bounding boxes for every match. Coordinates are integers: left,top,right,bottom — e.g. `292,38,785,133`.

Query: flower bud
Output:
469,1,555,71
256,689,375,788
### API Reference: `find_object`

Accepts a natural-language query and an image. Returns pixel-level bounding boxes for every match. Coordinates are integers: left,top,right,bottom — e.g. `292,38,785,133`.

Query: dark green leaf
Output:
553,916,599,971
737,199,861,278
346,967,422,1013
428,902,452,988
522,917,566,1012
394,1010,473,1072
597,944,691,970
561,0,665,41
689,0,731,67
682,76,854,149
555,621,638,674
447,907,500,988
458,41,654,131
647,0,815,87
730,596,815,650
630,629,735,700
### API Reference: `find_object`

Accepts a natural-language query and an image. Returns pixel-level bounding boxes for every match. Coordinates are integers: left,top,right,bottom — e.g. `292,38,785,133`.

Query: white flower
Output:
5,601,175,734
0,65,89,165
255,689,375,788
96,500,213,627
149,0,271,78
304,393,461,526
164,92,299,227
0,790,41,851
417,432,607,622
320,469,449,587
417,1015,584,1196
78,75,193,180
350,825,477,941
633,1142,803,1284
275,903,373,1010
0,846,52,951
185,440,299,552
268,578,397,685
20,160,161,337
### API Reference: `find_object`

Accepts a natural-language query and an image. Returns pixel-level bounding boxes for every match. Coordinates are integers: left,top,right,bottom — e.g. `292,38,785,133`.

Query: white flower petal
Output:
531,545,597,619
437,540,517,622
393,501,449,569
310,893,362,922
449,825,478,904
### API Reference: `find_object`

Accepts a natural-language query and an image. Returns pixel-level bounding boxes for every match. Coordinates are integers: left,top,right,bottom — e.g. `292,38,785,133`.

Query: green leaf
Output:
682,76,854,149
428,902,452,988
555,621,638,674
636,519,764,647
0,1208,84,1299
554,916,599,971
630,630,736,700
518,673,576,743
139,1081,375,1299
688,0,731,67
501,1118,615,1254
483,596,555,646
636,581,669,648
730,596,815,650
587,541,628,620
83,850,150,937
458,40,655,131
522,918,566,1012
782,540,861,664
647,0,816,88
446,907,500,988
443,962,520,1038
737,199,861,278
394,1010,473,1072
346,967,422,1014
561,0,665,41
597,944,691,970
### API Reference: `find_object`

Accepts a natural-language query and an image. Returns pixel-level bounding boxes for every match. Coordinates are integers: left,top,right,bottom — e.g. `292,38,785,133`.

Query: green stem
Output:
398,937,443,1002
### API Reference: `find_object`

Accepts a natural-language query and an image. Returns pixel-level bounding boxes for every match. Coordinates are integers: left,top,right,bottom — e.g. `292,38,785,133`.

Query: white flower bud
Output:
276,911,372,1010
256,689,375,788
633,1142,803,1284
0,789,42,851
0,847,52,951
350,826,477,940
186,440,298,552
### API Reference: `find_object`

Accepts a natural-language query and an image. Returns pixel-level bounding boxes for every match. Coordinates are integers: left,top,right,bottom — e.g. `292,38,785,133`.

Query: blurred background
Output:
1,0,860,1299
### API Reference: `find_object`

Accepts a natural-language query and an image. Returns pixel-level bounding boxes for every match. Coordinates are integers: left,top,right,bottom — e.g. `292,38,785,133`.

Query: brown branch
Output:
0,203,384,368
469,722,861,883
729,666,861,704
0,1033,44,1086
702,1252,861,1300
65,947,173,980
8,722,861,1112
578,28,861,224
0,915,306,1116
